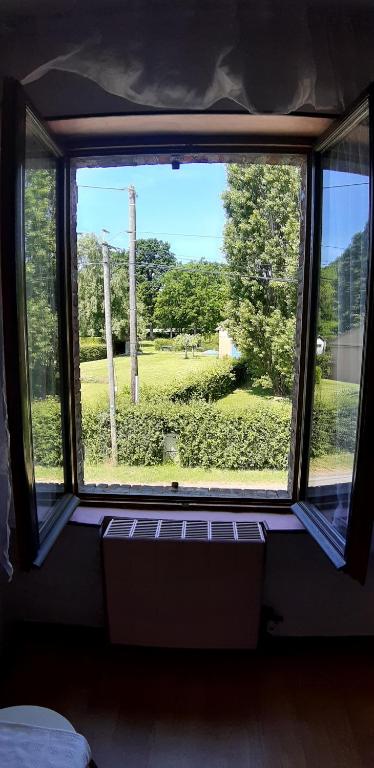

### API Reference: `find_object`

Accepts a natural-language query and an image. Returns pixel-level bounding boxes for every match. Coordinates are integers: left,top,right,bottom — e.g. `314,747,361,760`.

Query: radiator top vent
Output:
104,518,264,543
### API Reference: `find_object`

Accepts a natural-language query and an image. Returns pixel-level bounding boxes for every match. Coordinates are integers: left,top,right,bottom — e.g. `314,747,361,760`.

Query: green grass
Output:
216,377,359,416
75,348,358,491
36,452,354,490
216,385,290,414
36,463,288,490
318,378,359,404
80,342,217,406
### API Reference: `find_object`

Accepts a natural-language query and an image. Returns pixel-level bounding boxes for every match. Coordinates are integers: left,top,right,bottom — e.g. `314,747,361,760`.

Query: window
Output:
72,154,305,501
24,112,66,529
293,96,374,581
308,112,369,537
1,82,77,567
2,78,374,580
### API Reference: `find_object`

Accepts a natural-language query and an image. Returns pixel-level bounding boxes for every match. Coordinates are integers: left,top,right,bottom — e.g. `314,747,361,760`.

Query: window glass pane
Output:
25,113,65,527
307,112,370,538
73,154,305,500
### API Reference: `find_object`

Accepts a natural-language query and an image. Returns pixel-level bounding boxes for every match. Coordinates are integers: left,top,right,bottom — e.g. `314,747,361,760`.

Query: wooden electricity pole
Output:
128,185,139,403
101,230,118,464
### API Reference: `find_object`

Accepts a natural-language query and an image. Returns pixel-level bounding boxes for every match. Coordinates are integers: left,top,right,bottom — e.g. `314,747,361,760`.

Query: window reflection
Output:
25,114,64,526
308,114,370,538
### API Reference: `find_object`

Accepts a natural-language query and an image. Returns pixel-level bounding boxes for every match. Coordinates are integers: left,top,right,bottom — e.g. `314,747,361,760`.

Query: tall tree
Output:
154,260,227,334
319,223,369,339
77,233,146,342
24,167,59,397
135,239,176,338
222,164,301,395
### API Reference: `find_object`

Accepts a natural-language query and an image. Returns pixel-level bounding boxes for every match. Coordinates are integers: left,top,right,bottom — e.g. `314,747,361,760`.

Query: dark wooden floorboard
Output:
1,632,374,767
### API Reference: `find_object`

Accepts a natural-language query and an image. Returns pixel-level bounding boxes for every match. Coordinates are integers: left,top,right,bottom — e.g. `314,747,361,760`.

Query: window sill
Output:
70,505,305,532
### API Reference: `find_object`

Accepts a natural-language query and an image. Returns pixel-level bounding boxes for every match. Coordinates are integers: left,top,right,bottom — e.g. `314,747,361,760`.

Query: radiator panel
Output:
102,518,266,649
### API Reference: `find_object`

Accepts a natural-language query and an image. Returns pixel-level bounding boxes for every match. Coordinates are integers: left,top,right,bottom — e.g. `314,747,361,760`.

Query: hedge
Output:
176,402,291,470
31,398,63,466
80,336,107,363
153,337,175,351
31,387,358,471
162,359,247,403
153,333,218,352
310,397,357,457
82,398,291,470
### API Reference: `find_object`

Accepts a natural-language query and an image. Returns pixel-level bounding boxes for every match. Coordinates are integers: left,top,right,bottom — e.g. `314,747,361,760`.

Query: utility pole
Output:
101,230,118,464
128,185,139,403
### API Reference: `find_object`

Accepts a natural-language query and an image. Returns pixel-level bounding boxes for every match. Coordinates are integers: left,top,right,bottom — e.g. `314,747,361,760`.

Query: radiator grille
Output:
104,518,264,542
131,519,159,538
157,520,184,539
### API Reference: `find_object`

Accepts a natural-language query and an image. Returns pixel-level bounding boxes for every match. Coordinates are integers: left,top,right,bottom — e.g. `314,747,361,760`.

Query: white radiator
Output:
102,517,266,649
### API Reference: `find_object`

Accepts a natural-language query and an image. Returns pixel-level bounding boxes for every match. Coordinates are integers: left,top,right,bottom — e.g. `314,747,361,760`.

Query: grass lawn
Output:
36,463,288,490
216,377,359,415
80,342,216,406
319,378,359,404
36,453,354,490
75,343,357,491
216,386,290,414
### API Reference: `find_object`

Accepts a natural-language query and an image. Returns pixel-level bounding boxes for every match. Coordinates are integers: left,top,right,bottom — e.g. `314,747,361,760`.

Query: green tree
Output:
135,239,176,337
24,167,59,397
222,164,301,395
154,260,227,334
77,234,105,337
77,233,147,343
319,223,369,339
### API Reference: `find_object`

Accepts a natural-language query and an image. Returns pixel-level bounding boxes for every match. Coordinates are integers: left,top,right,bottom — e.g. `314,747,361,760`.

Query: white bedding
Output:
0,721,91,768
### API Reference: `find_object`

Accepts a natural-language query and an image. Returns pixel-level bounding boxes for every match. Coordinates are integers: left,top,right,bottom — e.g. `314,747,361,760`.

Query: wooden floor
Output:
2,629,374,768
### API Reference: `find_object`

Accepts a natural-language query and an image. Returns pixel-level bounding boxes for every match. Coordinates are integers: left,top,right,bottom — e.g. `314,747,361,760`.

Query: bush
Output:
176,402,291,470
80,336,106,363
310,397,357,457
83,399,177,465
200,332,219,351
31,397,63,466
153,337,175,351
82,395,291,471
161,359,247,403
33,372,357,472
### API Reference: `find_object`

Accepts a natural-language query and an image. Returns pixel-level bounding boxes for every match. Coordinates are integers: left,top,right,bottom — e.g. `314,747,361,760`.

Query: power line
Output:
78,184,130,192
76,263,299,283
78,228,223,240
323,181,369,190
137,230,223,239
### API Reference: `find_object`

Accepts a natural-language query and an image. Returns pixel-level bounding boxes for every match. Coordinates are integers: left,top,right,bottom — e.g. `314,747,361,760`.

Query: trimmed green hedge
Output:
153,333,218,352
80,336,107,363
124,359,247,405
310,397,357,457
153,337,174,351
163,359,246,403
82,400,290,470
31,385,358,471
176,402,291,470
31,398,63,466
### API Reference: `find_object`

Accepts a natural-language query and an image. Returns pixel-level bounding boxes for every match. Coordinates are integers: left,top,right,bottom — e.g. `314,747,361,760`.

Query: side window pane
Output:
307,113,370,537
25,113,64,528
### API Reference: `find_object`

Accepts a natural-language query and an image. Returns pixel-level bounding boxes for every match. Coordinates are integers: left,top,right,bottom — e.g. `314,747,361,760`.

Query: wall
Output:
0,80,373,643
264,531,374,636
4,522,374,638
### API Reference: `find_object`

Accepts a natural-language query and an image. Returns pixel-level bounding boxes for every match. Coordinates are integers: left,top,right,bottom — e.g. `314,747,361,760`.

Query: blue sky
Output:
77,163,369,268
77,164,227,262
321,169,369,265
